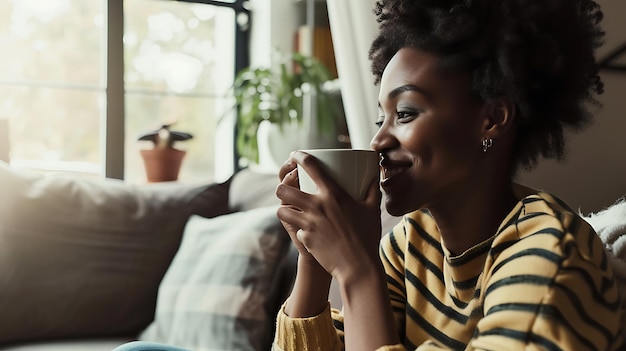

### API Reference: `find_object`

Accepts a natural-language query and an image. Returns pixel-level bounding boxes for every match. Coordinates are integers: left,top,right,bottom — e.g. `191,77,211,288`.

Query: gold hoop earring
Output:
482,138,493,153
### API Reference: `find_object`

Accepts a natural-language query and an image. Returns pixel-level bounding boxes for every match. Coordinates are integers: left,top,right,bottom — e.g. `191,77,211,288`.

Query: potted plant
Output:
138,123,193,182
231,51,346,166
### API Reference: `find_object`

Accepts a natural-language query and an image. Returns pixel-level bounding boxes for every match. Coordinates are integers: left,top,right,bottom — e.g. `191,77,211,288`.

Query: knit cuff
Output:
274,302,337,351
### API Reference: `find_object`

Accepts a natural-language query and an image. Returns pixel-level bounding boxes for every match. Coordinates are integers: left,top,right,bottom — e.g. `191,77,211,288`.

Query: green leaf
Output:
231,49,343,163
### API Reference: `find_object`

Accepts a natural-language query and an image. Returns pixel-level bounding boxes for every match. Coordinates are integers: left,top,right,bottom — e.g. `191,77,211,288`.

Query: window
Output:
0,0,249,183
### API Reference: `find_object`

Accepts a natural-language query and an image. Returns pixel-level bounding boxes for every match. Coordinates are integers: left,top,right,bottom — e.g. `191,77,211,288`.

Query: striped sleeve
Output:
380,216,409,342
470,196,623,351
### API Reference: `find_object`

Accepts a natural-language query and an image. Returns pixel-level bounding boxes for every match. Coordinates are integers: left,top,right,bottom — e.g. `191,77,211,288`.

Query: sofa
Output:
0,161,300,351
2,160,625,351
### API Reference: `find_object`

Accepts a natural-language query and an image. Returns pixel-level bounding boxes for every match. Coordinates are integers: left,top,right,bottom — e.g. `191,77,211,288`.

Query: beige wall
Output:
256,0,626,214
518,0,626,214
249,0,300,68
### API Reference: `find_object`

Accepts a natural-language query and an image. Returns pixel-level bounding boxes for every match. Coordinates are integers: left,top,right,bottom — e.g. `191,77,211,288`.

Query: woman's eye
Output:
375,109,420,128
397,110,420,122
397,111,412,120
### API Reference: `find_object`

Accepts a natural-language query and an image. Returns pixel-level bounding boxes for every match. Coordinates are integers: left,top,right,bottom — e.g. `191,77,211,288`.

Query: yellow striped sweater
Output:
273,187,624,350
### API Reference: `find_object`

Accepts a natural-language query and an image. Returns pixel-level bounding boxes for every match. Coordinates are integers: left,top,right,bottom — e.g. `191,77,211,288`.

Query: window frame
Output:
105,0,250,179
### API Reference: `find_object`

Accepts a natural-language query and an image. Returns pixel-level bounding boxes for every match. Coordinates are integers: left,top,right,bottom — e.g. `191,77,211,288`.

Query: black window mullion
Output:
233,1,250,171
105,0,125,180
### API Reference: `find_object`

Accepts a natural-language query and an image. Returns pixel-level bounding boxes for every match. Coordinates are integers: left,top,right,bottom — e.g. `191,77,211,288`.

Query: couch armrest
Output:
229,168,280,212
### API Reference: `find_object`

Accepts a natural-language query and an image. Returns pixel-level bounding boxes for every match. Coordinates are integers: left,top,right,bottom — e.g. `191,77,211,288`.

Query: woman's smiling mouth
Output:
382,166,407,181
379,154,411,183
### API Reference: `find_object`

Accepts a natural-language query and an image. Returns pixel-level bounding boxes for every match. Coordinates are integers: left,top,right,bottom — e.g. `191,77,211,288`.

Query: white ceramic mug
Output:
297,149,379,201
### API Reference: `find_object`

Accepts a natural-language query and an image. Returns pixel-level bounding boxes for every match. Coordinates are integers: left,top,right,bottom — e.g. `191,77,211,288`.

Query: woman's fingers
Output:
276,204,315,258
280,168,299,191
277,203,309,229
278,154,297,182
365,176,382,207
276,171,314,211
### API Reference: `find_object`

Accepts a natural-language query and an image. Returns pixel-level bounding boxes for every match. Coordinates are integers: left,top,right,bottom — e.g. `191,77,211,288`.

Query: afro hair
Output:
369,0,605,171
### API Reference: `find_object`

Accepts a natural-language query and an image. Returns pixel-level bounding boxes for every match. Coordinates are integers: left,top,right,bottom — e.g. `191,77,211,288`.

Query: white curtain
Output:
325,1,384,309
326,0,380,150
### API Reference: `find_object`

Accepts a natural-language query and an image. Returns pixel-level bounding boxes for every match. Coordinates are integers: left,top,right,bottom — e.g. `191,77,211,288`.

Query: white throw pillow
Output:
139,206,289,351
583,198,626,341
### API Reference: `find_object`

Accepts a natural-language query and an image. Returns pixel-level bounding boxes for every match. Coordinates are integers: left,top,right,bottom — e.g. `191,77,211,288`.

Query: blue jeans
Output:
112,341,191,351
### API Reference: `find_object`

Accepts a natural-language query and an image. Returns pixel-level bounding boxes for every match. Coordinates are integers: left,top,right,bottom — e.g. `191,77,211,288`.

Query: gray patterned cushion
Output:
139,206,289,351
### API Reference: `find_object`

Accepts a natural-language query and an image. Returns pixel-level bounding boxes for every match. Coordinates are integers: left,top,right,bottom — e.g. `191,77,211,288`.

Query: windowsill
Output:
8,159,102,179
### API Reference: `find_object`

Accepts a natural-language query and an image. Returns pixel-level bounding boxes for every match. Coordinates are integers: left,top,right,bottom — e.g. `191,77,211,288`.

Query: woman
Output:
114,0,621,350
272,0,623,350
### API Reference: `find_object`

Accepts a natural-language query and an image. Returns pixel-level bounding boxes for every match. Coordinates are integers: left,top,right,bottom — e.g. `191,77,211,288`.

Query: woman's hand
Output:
276,150,383,283
276,156,316,261
277,152,399,351
277,153,333,318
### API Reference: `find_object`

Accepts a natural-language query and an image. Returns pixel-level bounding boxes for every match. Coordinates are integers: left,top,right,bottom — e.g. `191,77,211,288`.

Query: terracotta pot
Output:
140,148,186,182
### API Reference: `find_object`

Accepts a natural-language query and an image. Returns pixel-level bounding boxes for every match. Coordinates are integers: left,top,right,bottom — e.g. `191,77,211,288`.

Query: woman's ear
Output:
481,97,515,138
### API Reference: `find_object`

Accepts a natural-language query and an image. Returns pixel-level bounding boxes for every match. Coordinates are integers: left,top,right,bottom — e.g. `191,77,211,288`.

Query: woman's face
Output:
371,48,487,216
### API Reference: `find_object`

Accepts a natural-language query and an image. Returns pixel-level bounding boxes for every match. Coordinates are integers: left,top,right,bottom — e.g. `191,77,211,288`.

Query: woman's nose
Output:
370,122,395,152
